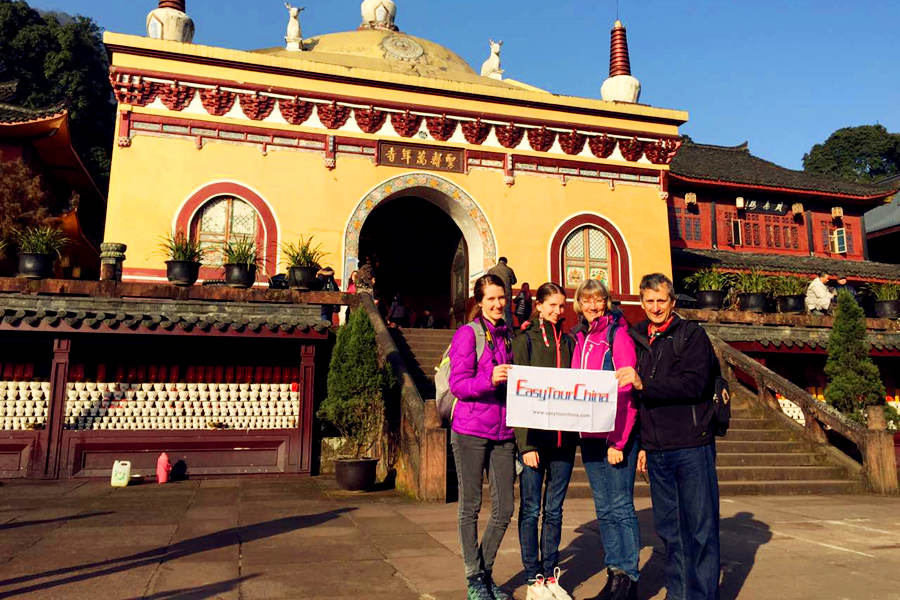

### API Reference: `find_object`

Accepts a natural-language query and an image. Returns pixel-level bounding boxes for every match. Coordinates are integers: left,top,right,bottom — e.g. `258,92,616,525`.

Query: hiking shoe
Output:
483,571,512,600
466,575,494,600
584,568,615,600
526,576,555,600
545,567,573,600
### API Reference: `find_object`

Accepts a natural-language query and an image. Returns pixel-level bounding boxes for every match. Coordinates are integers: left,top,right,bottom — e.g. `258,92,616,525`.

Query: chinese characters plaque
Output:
377,141,466,174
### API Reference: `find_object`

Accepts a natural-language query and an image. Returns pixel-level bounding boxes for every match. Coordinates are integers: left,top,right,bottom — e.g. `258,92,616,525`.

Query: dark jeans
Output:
451,430,516,579
518,445,576,580
581,438,641,580
647,443,720,600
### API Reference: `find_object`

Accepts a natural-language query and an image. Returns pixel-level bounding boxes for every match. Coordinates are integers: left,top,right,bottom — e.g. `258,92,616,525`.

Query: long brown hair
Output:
466,274,506,321
529,282,566,321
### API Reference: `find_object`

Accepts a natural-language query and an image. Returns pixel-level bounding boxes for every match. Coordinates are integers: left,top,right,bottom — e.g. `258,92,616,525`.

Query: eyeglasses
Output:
580,296,608,307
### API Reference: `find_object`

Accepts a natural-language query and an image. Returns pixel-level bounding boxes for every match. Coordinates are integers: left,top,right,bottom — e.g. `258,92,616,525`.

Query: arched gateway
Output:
344,173,497,325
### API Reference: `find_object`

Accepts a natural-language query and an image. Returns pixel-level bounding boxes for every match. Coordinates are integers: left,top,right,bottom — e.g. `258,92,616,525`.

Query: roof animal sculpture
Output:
480,39,504,80
284,3,305,51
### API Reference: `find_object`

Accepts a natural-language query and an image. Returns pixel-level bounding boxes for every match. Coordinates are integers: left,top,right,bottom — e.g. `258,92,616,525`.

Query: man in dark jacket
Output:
616,273,720,600
488,257,517,325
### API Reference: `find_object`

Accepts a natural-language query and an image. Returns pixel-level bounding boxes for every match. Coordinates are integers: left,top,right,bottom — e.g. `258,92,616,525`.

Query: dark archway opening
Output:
359,196,463,328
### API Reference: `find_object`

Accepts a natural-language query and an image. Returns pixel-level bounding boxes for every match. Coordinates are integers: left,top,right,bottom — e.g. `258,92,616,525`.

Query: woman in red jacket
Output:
571,279,640,600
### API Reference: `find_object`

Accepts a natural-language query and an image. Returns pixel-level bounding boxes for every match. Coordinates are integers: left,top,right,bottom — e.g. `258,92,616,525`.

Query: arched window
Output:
563,226,612,288
192,196,260,266
550,214,630,295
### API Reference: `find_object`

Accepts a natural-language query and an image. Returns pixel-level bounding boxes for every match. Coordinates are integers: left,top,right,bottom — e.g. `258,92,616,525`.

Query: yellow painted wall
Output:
106,132,672,291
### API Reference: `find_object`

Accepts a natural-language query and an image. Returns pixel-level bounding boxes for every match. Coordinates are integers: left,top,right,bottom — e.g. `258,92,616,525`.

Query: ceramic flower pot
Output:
874,300,900,320
334,458,379,491
166,260,200,286
224,263,257,289
775,294,805,314
17,253,55,279
737,293,768,313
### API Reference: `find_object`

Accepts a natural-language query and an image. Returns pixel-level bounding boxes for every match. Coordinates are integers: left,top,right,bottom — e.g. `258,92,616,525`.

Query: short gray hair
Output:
639,273,675,301
573,279,610,315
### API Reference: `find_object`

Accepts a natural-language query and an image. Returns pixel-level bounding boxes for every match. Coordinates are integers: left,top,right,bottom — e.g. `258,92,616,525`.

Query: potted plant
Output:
160,232,204,286
317,308,394,491
282,235,327,290
731,268,770,312
223,238,258,289
14,225,68,279
769,275,808,313
866,283,900,319
683,267,730,310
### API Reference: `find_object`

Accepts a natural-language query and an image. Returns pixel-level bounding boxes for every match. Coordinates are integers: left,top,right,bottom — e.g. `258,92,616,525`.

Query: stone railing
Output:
681,308,900,332
359,294,446,501
710,334,898,494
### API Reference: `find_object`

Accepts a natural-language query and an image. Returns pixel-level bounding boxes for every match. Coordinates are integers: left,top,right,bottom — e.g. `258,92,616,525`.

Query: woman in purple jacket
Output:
449,273,516,600
571,279,640,600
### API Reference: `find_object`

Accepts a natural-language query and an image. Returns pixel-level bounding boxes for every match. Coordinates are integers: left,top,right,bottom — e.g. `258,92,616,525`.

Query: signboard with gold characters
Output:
377,141,466,174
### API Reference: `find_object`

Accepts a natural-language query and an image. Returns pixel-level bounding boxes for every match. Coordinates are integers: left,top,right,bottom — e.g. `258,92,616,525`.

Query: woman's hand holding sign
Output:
615,366,643,391
492,364,511,386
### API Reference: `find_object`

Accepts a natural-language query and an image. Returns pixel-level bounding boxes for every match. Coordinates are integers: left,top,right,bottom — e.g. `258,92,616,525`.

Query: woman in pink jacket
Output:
571,279,640,600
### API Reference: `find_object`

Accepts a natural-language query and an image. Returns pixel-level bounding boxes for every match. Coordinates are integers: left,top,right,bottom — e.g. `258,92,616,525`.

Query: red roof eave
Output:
670,173,897,203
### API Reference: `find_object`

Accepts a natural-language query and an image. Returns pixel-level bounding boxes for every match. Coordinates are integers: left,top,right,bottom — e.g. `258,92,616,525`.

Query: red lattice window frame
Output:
550,215,630,295
175,182,278,280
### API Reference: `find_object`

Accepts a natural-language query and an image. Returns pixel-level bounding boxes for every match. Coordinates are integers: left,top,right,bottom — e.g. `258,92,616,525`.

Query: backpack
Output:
434,322,486,422
672,323,731,437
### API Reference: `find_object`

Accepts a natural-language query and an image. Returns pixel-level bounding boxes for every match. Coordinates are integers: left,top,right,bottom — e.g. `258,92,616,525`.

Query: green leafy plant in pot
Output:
160,232,205,286
282,235,327,290
866,282,900,320
317,308,394,491
14,225,68,279
731,268,771,312
683,267,730,309
223,238,259,289
769,275,808,313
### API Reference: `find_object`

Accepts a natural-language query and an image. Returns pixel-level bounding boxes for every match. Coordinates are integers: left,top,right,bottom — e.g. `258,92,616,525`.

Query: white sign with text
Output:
505,365,618,433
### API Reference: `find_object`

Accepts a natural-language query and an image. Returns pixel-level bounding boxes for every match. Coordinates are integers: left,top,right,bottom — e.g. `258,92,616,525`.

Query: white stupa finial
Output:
480,39,504,80
284,3,305,51
600,20,641,102
360,0,398,31
146,0,194,43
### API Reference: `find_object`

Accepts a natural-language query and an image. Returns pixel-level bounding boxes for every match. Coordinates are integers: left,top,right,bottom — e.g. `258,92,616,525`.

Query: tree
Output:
0,1,114,191
318,309,394,458
824,291,886,420
0,158,56,241
803,125,900,183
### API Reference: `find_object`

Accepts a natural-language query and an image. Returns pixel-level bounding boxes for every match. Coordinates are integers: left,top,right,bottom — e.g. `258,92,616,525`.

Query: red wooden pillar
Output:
32,338,71,478
298,343,316,474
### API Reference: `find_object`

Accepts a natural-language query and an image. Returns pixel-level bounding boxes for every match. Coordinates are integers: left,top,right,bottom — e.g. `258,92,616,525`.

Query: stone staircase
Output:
391,328,864,496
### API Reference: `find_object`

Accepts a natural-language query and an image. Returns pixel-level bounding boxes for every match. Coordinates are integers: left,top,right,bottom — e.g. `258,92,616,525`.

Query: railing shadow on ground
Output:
501,508,772,600
0,511,114,531
124,575,259,600
710,334,898,494
0,508,354,599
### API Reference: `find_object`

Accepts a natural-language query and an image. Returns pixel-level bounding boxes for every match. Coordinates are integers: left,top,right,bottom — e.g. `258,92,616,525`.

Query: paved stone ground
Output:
0,477,898,600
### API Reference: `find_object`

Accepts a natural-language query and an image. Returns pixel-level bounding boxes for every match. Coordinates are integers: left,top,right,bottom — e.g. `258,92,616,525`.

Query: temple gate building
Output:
103,1,687,324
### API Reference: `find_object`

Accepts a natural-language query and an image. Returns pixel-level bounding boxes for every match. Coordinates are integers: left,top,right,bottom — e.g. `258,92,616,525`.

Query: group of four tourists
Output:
447,273,721,600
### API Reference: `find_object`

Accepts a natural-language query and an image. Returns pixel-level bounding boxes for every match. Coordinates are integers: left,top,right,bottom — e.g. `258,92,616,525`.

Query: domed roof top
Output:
253,29,494,84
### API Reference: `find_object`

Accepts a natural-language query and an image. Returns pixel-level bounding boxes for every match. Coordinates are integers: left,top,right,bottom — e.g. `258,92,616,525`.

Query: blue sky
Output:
35,1,900,170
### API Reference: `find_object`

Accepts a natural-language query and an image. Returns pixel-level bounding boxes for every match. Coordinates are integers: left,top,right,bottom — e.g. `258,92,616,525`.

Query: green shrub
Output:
824,291,886,418
866,282,900,302
223,238,258,266
14,225,68,256
159,232,204,262
684,267,730,291
282,235,327,268
731,268,770,294
318,308,394,458
769,275,808,296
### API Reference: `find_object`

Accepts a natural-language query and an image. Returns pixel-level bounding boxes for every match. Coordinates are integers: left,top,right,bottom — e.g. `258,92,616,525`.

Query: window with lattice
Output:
194,197,260,266
563,226,611,288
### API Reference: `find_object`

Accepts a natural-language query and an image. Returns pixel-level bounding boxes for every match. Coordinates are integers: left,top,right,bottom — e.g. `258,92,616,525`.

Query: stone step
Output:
714,439,809,453
715,452,827,467
564,464,847,484
721,428,797,442
728,418,778,430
